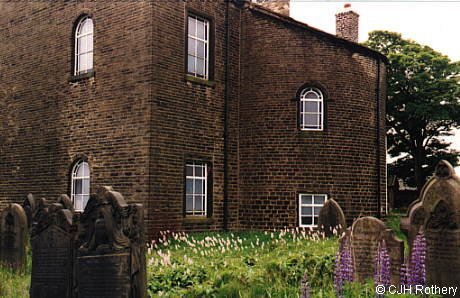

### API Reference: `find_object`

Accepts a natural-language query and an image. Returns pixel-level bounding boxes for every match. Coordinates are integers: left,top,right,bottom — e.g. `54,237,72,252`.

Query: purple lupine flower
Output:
334,237,354,295
374,239,391,287
408,232,426,286
400,262,409,286
300,271,310,298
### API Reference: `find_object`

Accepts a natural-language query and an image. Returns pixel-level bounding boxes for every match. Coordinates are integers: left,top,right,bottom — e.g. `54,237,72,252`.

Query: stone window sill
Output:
183,216,214,225
185,75,215,87
69,70,95,83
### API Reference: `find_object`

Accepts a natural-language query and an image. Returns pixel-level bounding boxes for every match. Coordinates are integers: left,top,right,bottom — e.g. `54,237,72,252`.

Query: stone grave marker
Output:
416,160,460,287
30,199,76,298
0,203,27,271
22,193,37,228
317,199,346,237
76,186,146,298
351,216,403,284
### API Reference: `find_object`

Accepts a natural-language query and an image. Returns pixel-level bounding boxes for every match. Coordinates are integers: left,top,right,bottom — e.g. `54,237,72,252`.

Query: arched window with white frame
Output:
299,87,324,131
74,16,94,75
71,160,90,211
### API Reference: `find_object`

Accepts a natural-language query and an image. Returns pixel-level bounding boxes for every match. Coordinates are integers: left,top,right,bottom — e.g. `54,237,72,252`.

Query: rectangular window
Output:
185,162,207,216
187,14,210,80
299,194,327,227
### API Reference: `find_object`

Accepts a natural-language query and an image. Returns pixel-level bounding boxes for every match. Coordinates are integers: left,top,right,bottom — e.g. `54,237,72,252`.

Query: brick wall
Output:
239,7,386,229
0,1,386,237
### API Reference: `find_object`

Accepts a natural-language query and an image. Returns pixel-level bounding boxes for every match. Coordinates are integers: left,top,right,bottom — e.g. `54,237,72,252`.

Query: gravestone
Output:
76,186,146,298
317,199,346,237
351,216,403,284
0,203,27,271
409,160,460,287
400,200,426,255
30,199,76,298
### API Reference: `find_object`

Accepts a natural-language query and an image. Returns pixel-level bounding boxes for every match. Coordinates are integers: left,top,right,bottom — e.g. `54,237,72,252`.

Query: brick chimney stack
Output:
335,3,359,43
255,0,290,16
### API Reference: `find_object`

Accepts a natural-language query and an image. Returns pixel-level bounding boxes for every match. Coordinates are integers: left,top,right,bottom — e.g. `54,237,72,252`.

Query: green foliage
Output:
366,30,460,191
147,230,338,297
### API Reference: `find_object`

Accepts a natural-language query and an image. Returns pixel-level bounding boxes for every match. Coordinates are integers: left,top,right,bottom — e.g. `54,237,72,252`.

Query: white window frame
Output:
187,14,210,80
71,160,90,212
300,87,324,131
299,194,328,227
74,16,94,75
185,162,208,216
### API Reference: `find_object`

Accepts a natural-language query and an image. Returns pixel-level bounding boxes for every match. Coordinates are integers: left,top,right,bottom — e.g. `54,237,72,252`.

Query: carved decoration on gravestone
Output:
22,193,37,228
29,198,76,298
76,186,146,298
0,203,27,271
351,216,403,284
415,160,460,287
317,199,346,237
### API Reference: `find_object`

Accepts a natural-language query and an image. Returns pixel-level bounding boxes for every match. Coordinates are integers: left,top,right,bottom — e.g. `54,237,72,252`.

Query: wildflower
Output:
374,239,391,287
408,232,426,286
334,237,354,296
300,272,311,298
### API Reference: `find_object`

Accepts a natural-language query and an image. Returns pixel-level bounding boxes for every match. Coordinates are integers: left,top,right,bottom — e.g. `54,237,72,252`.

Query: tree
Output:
366,31,460,192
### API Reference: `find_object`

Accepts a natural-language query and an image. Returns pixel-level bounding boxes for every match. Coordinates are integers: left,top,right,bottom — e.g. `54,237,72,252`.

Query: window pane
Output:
194,196,203,211
197,41,205,59
188,37,196,55
194,180,202,194
186,179,193,195
195,165,203,177
87,34,93,52
196,19,205,39
82,178,90,195
79,54,88,72
305,101,317,113
314,195,326,204
186,164,194,177
75,195,83,211
186,195,193,211
188,17,196,36
305,91,319,99
196,58,205,76
87,53,93,70
314,207,321,216
301,217,312,226
301,195,312,205
187,55,195,74
301,206,312,216
75,179,82,195
78,36,87,53
306,114,318,126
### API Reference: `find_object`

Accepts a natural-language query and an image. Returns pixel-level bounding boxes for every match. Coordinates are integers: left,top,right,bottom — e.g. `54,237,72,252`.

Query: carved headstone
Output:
0,203,27,271
414,160,460,287
351,217,403,284
76,186,146,298
317,199,346,237
30,199,76,298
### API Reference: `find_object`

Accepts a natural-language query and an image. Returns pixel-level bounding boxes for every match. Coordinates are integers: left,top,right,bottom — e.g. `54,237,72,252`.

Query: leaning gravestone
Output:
0,203,27,271
411,160,460,287
30,199,76,298
76,186,146,298
317,199,346,237
351,216,403,284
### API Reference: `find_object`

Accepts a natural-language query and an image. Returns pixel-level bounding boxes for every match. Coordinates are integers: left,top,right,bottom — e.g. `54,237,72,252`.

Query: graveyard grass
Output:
1,218,437,298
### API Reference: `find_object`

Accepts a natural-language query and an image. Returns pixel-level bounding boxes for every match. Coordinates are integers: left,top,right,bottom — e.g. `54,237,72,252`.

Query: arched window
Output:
71,160,90,211
74,16,93,75
299,87,324,131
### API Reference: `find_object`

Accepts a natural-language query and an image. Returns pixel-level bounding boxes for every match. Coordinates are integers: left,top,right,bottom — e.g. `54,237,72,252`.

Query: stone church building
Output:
0,1,387,237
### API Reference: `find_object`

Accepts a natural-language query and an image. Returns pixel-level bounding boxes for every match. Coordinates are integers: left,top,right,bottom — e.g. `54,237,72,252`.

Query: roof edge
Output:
240,1,388,64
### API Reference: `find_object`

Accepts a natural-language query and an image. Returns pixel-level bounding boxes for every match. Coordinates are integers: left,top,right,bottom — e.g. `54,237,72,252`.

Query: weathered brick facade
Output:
0,1,386,238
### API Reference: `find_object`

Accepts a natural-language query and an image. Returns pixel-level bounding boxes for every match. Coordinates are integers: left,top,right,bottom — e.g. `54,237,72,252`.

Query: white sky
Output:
289,1,460,171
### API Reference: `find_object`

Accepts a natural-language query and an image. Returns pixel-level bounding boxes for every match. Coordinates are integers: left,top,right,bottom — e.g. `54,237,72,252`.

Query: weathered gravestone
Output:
76,186,146,298
30,197,76,298
403,160,460,287
351,216,404,284
400,200,426,255
0,203,27,270
317,199,346,237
